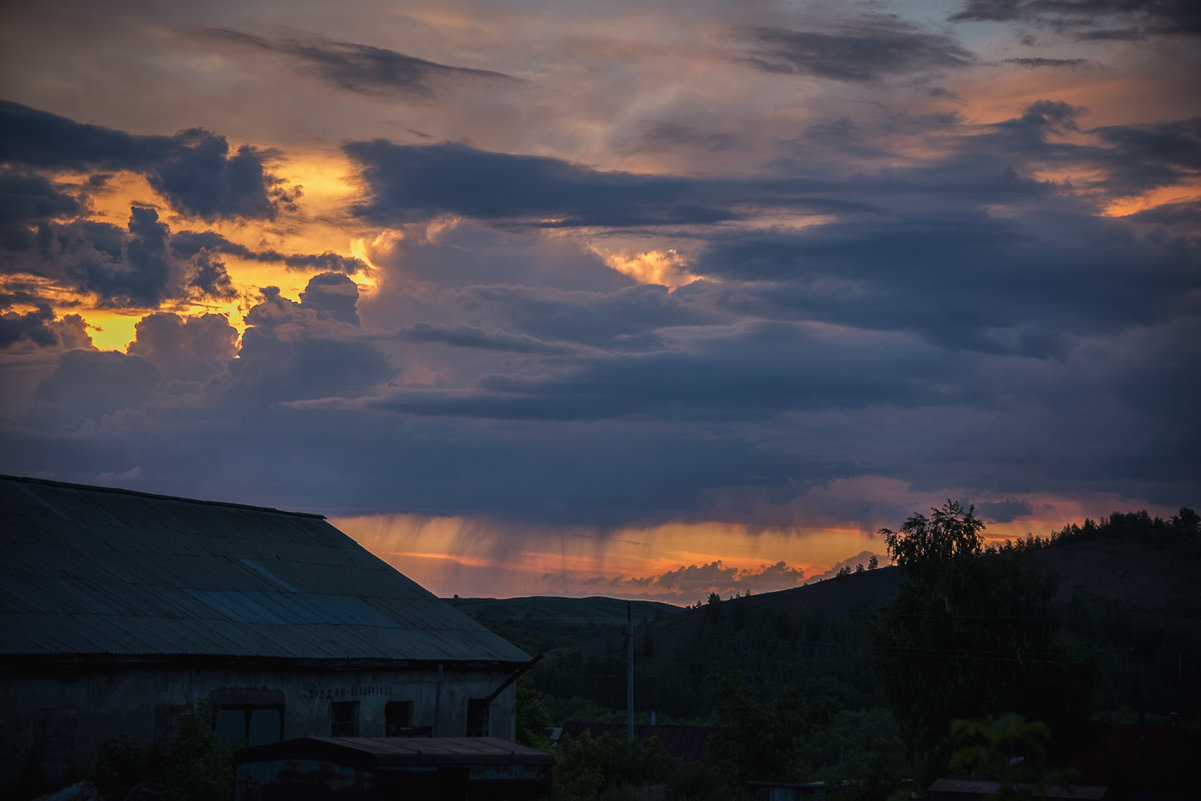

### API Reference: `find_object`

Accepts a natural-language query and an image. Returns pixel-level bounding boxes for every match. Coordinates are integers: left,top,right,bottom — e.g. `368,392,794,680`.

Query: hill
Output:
525,511,1201,724
445,595,681,655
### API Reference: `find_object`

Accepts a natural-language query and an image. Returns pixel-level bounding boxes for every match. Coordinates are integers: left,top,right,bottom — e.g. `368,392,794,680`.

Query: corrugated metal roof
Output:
0,476,529,664
236,736,556,767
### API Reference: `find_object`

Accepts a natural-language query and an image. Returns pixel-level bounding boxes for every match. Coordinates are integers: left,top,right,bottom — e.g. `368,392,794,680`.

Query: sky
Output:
1,0,1198,603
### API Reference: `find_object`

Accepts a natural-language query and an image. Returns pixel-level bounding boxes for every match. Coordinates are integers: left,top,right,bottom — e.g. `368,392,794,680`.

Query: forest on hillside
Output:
488,505,1201,801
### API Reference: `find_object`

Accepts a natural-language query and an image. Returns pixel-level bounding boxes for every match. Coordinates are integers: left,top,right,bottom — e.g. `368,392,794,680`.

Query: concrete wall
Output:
0,661,518,790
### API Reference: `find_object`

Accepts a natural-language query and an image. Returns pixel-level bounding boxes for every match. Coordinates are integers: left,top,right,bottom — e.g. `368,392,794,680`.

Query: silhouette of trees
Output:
871,501,1095,783
881,499,984,578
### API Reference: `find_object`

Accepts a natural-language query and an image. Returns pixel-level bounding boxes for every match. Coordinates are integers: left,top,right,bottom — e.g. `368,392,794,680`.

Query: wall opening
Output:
385,701,414,736
210,689,285,746
466,698,490,737
331,701,360,737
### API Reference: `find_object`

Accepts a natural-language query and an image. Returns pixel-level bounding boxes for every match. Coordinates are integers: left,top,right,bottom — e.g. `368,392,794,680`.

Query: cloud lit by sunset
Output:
1,0,1197,600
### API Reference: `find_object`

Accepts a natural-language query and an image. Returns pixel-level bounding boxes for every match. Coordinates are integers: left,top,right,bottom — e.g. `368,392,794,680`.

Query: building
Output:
0,475,532,790
234,736,554,800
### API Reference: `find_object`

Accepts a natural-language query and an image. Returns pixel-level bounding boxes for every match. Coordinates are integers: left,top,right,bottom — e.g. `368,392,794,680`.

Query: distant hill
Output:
522,515,1201,722
445,595,681,655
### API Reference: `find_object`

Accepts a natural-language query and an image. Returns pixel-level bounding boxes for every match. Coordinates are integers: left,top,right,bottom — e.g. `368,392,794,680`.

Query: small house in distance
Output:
0,475,532,791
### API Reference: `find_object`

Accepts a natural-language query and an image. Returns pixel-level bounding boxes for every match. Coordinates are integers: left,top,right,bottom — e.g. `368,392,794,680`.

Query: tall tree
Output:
871,502,1094,783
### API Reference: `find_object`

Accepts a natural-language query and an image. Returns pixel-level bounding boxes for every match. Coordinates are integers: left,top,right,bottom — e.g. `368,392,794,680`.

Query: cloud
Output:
345,140,739,227
125,312,238,382
207,28,518,98
612,559,807,601
1127,199,1201,226
0,101,289,220
169,230,368,274
1003,57,1092,69
975,499,1035,523
0,169,80,251
34,349,160,421
949,0,1201,39
742,17,975,83
299,272,361,326
14,207,240,308
344,141,854,228
398,323,574,354
225,278,392,404
0,305,57,349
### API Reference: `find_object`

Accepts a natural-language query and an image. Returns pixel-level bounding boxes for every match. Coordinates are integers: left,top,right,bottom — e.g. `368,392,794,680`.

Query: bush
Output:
88,702,236,801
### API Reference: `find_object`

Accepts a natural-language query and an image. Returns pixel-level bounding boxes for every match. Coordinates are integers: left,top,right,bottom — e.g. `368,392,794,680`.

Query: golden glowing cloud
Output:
601,248,696,289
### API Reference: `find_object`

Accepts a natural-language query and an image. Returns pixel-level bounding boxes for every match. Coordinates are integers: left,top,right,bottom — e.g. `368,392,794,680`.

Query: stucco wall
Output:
0,661,518,789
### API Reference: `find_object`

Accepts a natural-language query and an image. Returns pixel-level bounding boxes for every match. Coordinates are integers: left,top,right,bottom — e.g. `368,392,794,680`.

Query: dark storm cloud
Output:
691,209,1198,357
85,209,237,307
345,140,855,227
125,313,238,382
170,229,368,273
225,279,392,404
975,499,1034,523
950,0,1201,39
1089,117,1201,193
300,272,361,326
145,128,286,220
0,169,80,251
35,349,160,421
207,28,518,98
345,141,738,226
0,305,57,348
374,321,957,422
457,283,726,349
398,323,574,354
1128,199,1201,225
1003,57,1091,68
3,206,239,309
742,17,975,83
0,101,286,220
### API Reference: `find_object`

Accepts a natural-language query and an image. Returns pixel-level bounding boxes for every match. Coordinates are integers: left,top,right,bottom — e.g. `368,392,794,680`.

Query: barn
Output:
0,475,532,791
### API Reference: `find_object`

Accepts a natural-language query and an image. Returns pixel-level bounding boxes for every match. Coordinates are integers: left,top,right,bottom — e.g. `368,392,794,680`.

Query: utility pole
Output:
627,600,634,743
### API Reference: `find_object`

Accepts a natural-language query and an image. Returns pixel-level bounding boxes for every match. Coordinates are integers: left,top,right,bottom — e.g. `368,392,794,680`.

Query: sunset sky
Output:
2,0,1198,603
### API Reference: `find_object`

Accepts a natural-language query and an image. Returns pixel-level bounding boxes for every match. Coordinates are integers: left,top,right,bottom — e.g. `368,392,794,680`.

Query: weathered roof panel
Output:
0,476,529,664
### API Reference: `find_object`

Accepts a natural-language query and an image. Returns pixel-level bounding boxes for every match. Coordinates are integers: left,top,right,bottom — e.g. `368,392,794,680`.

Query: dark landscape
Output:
456,507,1201,800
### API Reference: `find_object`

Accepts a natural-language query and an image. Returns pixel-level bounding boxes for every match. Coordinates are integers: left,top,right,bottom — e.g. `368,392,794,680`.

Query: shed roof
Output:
236,736,555,768
0,476,529,665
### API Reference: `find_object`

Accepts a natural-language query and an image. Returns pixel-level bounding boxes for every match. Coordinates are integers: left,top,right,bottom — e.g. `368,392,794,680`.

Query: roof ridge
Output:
0,474,326,519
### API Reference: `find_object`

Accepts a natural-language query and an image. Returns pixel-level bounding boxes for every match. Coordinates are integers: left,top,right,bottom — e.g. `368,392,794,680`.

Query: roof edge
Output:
0,474,326,519
0,653,532,673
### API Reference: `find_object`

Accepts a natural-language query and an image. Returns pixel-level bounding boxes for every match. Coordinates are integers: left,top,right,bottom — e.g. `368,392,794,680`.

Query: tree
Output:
516,677,552,750
871,503,1094,784
881,499,984,578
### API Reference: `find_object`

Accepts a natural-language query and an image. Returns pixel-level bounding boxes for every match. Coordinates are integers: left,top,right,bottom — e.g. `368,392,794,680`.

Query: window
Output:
466,698,490,737
210,689,284,746
331,701,359,736
385,701,413,737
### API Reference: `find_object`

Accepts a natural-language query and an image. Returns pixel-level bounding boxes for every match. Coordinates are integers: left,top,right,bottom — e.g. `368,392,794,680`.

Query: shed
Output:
235,736,553,800
0,475,531,792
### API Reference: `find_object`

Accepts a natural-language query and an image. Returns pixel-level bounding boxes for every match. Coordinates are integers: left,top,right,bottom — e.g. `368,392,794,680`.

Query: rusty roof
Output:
0,475,529,664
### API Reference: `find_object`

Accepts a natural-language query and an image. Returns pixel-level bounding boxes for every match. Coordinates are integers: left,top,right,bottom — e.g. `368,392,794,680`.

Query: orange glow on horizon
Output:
333,490,1184,601
334,513,887,602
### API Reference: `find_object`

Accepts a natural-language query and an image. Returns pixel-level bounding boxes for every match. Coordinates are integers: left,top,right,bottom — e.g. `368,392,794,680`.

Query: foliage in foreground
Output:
552,731,674,801
89,702,236,801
